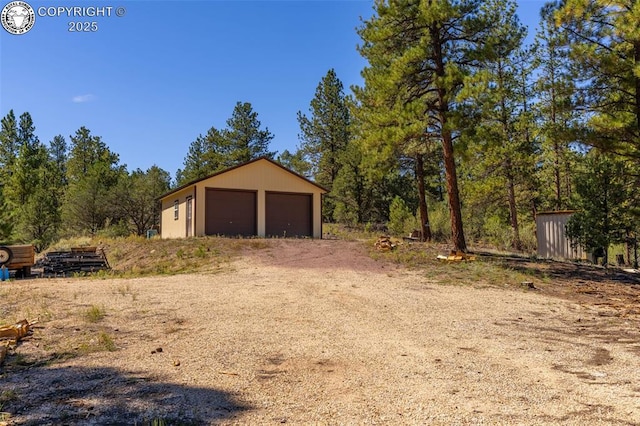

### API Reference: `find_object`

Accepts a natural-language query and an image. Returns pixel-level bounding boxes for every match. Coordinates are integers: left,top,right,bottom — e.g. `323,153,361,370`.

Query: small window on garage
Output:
174,200,179,220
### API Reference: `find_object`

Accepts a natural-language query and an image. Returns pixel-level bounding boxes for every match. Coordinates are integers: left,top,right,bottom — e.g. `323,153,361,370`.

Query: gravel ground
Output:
1,239,640,425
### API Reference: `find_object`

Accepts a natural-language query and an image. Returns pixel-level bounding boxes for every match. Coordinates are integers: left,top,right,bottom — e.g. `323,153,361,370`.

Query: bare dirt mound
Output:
237,238,396,272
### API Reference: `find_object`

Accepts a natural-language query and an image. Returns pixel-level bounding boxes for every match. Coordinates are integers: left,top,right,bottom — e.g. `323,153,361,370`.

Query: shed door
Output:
205,189,256,236
266,192,312,238
186,196,193,237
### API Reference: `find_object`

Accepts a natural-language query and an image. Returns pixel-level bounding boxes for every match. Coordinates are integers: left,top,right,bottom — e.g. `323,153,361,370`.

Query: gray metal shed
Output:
536,211,586,260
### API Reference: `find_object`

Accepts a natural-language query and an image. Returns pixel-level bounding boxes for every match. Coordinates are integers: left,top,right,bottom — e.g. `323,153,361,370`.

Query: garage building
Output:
159,157,327,239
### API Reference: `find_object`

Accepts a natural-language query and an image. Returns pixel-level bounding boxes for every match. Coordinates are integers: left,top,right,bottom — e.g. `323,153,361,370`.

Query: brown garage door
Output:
205,189,256,236
266,192,312,238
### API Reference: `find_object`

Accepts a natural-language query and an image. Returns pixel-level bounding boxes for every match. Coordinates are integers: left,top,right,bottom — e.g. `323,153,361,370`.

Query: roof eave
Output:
158,156,328,201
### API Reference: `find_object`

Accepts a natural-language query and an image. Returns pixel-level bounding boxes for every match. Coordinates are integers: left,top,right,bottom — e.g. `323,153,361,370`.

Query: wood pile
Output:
0,319,37,366
375,236,400,252
437,250,477,262
35,247,110,276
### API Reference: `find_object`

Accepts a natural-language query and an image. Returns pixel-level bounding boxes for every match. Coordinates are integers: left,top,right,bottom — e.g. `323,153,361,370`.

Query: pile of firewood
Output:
35,247,110,276
0,319,37,366
374,236,399,252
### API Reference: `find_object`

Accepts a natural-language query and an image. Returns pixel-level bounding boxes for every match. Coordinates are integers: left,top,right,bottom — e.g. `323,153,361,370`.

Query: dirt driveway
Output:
1,239,640,425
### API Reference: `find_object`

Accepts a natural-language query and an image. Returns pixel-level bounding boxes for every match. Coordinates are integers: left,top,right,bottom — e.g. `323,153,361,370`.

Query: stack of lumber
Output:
36,247,110,276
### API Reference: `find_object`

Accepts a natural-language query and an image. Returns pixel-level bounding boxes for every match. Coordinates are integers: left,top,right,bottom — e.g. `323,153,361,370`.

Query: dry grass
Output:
36,232,551,289
40,235,278,278
84,305,106,323
370,241,541,287
45,229,541,284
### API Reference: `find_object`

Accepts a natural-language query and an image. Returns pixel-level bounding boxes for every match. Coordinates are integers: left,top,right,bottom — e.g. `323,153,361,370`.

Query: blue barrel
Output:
0,267,8,281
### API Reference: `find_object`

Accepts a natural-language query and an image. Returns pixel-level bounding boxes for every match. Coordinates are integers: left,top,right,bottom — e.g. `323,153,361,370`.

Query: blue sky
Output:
1,0,547,181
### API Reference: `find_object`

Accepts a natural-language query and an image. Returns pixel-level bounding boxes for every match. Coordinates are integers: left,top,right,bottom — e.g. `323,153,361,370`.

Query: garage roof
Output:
159,156,328,200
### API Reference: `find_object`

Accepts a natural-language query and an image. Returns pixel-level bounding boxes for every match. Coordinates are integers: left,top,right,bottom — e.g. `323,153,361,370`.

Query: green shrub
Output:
428,201,451,242
519,221,537,253
96,221,132,238
388,196,414,236
482,215,513,250
333,201,358,226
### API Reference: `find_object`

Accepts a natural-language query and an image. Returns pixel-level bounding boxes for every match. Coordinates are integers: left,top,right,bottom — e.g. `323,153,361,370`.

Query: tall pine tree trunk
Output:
415,154,431,242
550,67,563,210
441,121,466,252
505,161,522,251
554,140,562,209
497,63,522,252
635,41,640,143
433,26,466,252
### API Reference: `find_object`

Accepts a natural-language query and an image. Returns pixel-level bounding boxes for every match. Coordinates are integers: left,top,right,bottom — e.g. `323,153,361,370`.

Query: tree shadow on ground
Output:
475,250,640,286
1,361,250,425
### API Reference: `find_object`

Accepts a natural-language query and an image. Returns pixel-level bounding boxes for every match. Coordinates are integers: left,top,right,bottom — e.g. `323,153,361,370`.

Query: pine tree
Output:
177,127,227,185
177,103,275,185
555,0,640,255
355,0,506,251
297,69,351,220
459,0,533,250
5,112,43,207
0,110,18,240
277,149,312,178
114,166,171,235
388,195,413,235
351,84,441,240
49,135,68,188
0,113,65,248
66,127,120,183
0,110,18,188
331,141,366,224
556,0,640,159
566,152,632,265
20,155,63,250
64,127,124,235
534,3,580,210
223,102,275,165
0,191,12,241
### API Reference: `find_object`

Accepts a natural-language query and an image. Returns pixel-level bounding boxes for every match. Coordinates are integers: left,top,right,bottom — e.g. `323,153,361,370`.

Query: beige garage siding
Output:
159,158,326,239
160,187,195,239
